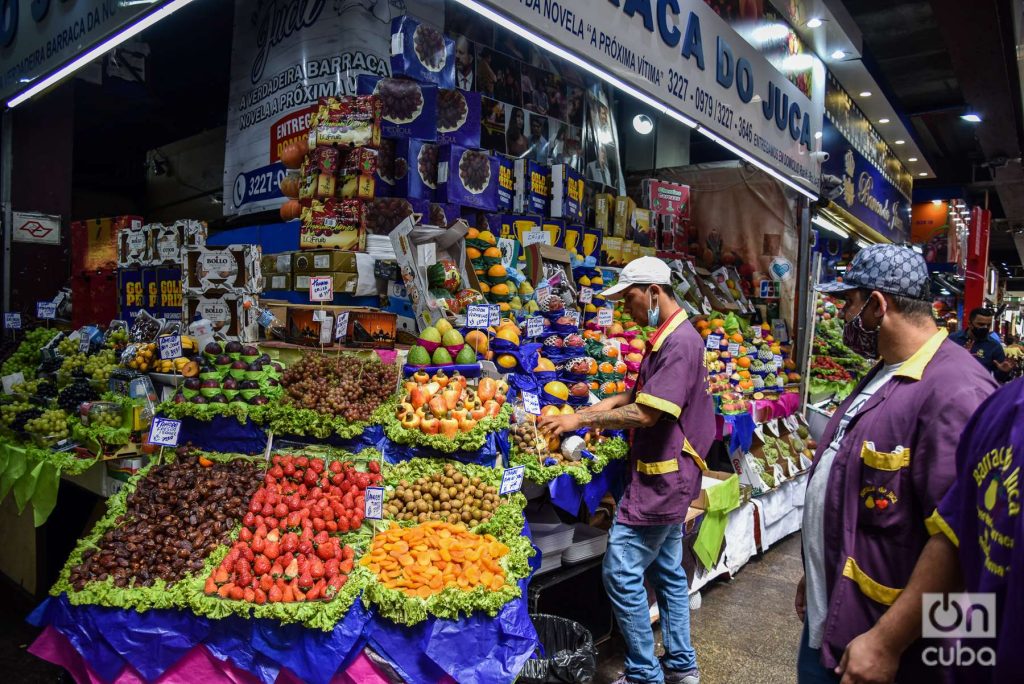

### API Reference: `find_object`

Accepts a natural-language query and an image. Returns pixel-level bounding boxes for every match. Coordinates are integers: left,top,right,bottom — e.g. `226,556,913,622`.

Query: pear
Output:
408,345,431,366
420,326,442,344
441,329,464,347
435,319,454,337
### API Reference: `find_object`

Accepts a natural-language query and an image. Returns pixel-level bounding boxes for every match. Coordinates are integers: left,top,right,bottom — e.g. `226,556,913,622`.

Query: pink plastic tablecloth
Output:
29,626,395,684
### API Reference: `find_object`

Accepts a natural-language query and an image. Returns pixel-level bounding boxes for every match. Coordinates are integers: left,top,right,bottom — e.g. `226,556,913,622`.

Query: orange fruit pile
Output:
361,522,508,598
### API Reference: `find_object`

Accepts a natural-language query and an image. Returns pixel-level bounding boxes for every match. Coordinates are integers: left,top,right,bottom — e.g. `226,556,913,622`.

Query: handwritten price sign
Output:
467,304,490,329
36,302,56,319
335,311,350,341
148,417,182,447
158,335,182,360
597,307,614,327
526,316,544,337
364,486,384,520
499,465,526,495
309,276,334,302
579,286,594,304
4,313,21,330
523,392,541,415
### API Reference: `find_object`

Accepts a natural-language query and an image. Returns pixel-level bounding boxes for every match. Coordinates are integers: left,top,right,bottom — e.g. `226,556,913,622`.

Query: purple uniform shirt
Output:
618,309,716,526
929,378,1024,683
808,330,996,678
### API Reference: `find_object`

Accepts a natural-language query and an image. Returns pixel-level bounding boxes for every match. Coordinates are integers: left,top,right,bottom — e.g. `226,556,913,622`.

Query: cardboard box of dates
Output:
390,16,454,88
436,144,498,211
182,244,262,295
182,293,258,342
357,75,437,140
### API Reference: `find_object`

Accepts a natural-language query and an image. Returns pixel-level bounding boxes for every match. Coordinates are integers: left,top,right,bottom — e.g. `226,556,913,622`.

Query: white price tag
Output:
766,419,780,437
312,310,326,322
728,342,739,356
4,313,21,329
564,310,580,326
754,424,765,443
773,354,784,368
148,417,182,447
597,307,614,327
364,486,384,520
79,336,91,353
335,311,350,341
36,302,56,319
725,361,735,374
705,333,721,350
2,371,25,394
523,392,541,415
309,276,334,302
535,284,551,302
467,305,490,328
319,317,334,345
754,327,762,340
579,287,593,304
499,465,526,495
523,229,551,247
489,304,501,326
784,415,799,432
158,335,182,360
526,316,544,338
701,296,712,314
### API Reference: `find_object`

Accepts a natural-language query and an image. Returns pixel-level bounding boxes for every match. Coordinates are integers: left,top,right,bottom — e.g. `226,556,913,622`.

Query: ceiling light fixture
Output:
878,118,890,124
831,49,846,60
961,113,982,123
895,140,905,145
919,172,928,177
632,114,654,135
859,91,872,97
807,17,823,28
908,157,918,162
8,0,197,108
932,199,943,205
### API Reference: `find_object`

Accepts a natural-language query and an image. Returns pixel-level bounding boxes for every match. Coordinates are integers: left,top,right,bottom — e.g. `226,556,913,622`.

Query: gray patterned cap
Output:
816,244,931,300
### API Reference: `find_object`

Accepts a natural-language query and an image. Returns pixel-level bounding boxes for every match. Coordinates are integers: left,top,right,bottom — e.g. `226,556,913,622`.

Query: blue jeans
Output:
797,622,839,684
603,518,697,683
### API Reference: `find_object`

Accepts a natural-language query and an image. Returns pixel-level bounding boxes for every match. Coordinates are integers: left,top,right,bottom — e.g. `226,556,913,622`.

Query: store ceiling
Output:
840,0,1024,280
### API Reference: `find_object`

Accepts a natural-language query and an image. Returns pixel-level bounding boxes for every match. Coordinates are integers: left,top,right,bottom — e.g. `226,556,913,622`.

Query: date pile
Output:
204,454,382,604
68,456,260,590
281,354,399,422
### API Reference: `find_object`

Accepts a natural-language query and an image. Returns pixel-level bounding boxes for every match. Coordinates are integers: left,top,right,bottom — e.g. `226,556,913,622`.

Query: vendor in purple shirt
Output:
848,377,1024,683
538,257,714,684
797,245,996,684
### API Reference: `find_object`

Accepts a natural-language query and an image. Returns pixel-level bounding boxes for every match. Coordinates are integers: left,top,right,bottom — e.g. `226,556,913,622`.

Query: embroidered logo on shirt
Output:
972,445,1019,579
860,485,897,511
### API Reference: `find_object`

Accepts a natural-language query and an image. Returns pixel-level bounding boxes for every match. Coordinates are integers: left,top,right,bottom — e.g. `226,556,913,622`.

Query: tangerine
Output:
483,247,502,258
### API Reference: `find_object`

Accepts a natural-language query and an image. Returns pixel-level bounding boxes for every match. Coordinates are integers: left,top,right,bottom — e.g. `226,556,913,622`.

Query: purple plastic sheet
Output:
251,600,370,684
28,597,127,682
368,579,537,684
725,412,755,454
548,474,583,516
177,416,268,455
202,616,282,684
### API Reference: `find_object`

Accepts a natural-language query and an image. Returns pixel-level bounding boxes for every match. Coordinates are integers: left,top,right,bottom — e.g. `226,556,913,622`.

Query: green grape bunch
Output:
0,328,59,378
25,408,69,440
0,401,32,427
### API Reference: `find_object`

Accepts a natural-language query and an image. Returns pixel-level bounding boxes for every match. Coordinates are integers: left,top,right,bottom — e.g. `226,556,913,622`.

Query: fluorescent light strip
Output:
453,0,818,201
812,215,850,238
7,0,196,108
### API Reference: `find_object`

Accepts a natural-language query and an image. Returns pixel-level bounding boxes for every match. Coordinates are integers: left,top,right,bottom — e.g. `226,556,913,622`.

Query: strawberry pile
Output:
204,453,382,604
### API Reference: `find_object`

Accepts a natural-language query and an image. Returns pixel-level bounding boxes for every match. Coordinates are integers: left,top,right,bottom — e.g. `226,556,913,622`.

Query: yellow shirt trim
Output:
683,437,707,472
842,557,903,606
894,329,948,381
635,392,681,419
636,458,680,475
860,442,910,471
650,309,689,352
925,509,960,548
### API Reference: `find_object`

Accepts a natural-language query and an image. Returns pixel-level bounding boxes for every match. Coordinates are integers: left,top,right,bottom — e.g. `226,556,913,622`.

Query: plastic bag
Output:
518,614,596,683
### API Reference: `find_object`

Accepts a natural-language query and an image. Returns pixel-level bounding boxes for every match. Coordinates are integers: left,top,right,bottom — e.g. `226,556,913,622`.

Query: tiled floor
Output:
596,532,804,684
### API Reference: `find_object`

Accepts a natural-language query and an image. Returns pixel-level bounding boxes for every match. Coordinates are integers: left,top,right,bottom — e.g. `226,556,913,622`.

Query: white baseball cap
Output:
598,257,673,300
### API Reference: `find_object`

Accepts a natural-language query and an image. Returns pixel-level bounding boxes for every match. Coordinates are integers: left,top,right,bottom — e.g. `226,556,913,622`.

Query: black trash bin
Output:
518,613,597,684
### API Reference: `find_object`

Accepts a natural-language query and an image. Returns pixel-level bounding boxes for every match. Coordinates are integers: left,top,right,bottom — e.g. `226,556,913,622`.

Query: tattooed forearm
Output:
578,403,656,430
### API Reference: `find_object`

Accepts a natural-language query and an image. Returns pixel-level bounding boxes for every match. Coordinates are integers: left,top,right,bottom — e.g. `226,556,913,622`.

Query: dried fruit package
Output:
337,147,378,201
308,95,382,148
357,75,437,140
436,88,481,147
365,197,428,236
495,154,515,211
299,199,366,251
389,16,455,88
436,144,498,211
299,147,340,201
550,164,585,222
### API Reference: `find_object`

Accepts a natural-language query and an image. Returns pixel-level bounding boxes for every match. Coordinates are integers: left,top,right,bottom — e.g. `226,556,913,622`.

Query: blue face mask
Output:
647,288,660,328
